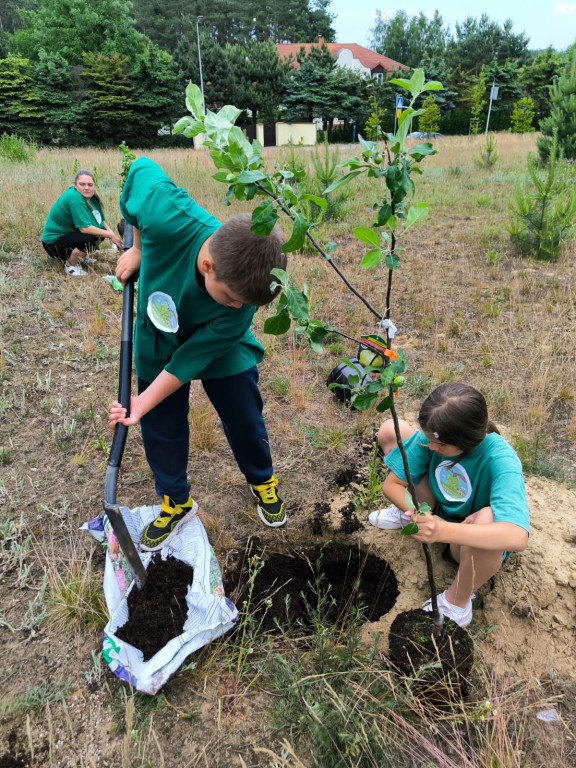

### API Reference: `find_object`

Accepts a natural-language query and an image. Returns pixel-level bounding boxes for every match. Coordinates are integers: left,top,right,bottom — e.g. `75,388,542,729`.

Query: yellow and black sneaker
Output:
140,496,198,551
250,476,286,528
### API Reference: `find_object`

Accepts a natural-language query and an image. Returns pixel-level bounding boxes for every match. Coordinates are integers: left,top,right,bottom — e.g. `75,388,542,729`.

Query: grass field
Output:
1,133,575,767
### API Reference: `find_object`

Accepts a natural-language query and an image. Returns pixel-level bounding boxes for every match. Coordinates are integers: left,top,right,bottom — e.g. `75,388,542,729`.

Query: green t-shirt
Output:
120,157,264,383
384,431,530,533
42,186,104,243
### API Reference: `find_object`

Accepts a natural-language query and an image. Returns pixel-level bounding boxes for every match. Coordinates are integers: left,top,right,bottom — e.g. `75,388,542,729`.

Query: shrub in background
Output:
510,97,535,133
0,133,36,162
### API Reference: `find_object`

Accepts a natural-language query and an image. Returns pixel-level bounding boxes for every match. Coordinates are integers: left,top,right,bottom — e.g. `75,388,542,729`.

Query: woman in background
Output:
42,170,122,276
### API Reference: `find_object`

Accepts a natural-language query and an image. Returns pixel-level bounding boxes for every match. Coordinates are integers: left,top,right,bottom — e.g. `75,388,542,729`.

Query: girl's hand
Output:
108,233,123,249
407,510,446,544
109,396,144,428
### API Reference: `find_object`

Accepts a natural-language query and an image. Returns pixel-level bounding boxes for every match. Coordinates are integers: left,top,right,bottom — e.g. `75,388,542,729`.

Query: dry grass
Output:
1,134,575,766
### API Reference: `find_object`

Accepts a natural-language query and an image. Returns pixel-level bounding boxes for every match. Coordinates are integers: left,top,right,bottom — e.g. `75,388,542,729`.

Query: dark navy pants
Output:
138,366,273,504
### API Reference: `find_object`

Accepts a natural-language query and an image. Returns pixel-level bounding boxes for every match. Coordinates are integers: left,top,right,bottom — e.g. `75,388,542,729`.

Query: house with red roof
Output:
277,38,408,80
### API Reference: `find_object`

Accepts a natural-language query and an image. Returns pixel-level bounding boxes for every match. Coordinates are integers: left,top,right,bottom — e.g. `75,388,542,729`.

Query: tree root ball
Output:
388,609,474,699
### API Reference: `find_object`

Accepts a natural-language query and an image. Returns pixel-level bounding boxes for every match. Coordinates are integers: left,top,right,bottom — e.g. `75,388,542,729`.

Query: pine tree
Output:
418,94,441,136
0,54,43,136
510,97,535,133
537,51,576,162
82,50,134,143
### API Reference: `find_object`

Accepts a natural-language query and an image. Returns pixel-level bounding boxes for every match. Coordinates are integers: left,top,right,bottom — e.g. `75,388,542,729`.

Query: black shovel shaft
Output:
103,275,147,589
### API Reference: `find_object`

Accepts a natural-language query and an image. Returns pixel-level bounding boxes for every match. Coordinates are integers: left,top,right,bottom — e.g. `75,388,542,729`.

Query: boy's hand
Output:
109,397,144,428
115,246,141,284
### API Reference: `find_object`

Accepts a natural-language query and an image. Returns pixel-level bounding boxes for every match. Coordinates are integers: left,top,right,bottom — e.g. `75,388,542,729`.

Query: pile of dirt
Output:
115,554,194,661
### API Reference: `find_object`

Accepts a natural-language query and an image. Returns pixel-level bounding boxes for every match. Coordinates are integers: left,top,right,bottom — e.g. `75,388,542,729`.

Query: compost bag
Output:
83,505,238,695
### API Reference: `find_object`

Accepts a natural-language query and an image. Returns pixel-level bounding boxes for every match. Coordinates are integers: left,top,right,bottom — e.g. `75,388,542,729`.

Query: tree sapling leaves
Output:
185,82,204,118
404,203,429,231
264,311,291,335
251,200,279,236
360,248,383,268
282,213,309,253
354,226,380,247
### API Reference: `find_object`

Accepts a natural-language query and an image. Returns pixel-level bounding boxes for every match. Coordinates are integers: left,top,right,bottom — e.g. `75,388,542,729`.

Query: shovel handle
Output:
108,276,135,472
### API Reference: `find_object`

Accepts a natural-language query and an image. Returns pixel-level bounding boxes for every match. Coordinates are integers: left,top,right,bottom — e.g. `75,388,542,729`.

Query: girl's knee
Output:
377,419,414,455
472,506,494,524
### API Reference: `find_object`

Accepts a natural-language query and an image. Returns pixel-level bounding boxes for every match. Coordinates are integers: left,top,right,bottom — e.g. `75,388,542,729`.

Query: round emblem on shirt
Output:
92,210,102,225
435,460,472,502
147,292,179,333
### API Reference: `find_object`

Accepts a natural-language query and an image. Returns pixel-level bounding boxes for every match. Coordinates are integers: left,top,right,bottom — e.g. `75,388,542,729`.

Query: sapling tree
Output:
175,70,445,635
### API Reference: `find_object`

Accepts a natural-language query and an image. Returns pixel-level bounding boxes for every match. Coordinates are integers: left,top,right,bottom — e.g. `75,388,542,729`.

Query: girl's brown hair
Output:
418,382,499,454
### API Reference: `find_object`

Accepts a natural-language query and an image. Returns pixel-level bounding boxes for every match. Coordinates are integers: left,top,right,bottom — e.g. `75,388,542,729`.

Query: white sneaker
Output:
64,263,87,276
368,504,410,530
422,590,475,627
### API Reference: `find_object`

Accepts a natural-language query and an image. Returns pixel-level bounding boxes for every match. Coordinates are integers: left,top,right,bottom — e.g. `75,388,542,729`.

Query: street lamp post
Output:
196,16,205,114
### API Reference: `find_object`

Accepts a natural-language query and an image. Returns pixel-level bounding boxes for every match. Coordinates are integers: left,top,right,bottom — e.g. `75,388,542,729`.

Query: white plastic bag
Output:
83,505,237,694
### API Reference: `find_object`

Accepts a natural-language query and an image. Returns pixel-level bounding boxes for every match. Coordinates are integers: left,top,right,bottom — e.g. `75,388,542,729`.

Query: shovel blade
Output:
105,505,147,590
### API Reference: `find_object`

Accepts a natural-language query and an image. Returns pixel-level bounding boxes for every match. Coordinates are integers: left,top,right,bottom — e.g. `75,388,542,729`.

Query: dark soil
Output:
0,733,32,767
388,609,474,699
115,554,194,661
223,541,399,634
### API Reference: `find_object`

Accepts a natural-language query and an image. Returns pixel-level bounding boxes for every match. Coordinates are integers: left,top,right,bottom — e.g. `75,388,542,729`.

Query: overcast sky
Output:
328,0,576,52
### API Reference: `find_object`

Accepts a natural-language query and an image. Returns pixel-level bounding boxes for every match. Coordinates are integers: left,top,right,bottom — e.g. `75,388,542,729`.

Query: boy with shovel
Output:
108,157,287,550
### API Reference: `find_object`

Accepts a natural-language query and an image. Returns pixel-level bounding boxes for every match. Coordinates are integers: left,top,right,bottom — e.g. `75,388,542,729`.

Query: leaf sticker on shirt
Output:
147,291,179,333
435,460,472,502
92,210,102,225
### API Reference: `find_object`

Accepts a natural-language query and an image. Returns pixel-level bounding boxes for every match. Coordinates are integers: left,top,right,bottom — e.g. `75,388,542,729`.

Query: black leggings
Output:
42,231,101,262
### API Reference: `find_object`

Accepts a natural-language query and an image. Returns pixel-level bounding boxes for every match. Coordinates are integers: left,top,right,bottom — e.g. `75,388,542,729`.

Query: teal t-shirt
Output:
42,186,104,243
120,157,265,383
384,431,530,533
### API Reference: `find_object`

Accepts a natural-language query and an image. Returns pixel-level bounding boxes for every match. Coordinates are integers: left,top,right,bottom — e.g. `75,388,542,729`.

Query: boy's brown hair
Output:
208,214,286,306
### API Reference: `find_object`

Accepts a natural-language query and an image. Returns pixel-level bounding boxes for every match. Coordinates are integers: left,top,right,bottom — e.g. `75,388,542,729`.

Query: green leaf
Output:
404,203,428,231
360,248,383,268
401,522,419,536
324,169,364,194
237,169,267,184
325,241,338,253
301,194,327,211
263,311,291,335
375,204,392,227
270,268,289,287
212,171,232,183
286,286,309,321
181,120,206,138
389,78,412,92
419,502,432,513
282,213,309,253
354,227,380,247
375,394,393,412
404,488,416,509
408,143,436,158
351,392,379,411
217,104,243,124
251,200,279,236
384,252,401,269
185,82,204,118
423,80,443,92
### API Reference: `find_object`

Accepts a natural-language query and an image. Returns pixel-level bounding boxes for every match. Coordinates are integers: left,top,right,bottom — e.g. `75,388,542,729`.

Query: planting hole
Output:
223,541,398,633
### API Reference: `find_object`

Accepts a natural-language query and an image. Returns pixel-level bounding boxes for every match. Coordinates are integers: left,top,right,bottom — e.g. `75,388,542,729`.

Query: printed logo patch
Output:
92,210,103,225
147,291,179,333
435,460,472,502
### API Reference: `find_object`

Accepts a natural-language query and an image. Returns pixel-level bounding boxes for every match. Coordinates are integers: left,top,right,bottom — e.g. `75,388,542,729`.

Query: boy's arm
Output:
115,227,142,284
109,369,182,427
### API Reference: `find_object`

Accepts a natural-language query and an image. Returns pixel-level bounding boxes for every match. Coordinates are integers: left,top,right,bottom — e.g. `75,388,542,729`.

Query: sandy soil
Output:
352,475,576,681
